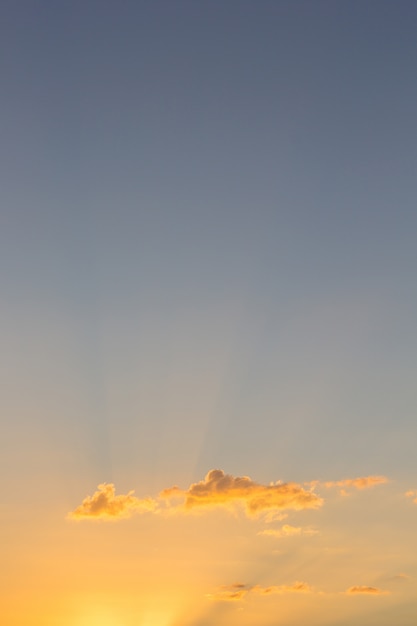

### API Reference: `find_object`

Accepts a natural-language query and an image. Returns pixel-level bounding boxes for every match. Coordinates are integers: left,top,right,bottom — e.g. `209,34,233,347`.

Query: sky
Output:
1,1,417,624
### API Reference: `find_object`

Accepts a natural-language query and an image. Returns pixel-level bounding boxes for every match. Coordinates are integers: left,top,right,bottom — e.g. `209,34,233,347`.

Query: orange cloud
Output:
258,524,318,538
253,581,312,595
324,475,389,492
160,469,323,516
405,490,417,503
69,470,323,522
346,586,389,595
208,581,312,601
68,483,157,520
206,583,250,601
388,573,411,582
263,511,288,523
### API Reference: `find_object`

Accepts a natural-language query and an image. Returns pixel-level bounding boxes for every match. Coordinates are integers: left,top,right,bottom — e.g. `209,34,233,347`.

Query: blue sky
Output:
1,2,417,624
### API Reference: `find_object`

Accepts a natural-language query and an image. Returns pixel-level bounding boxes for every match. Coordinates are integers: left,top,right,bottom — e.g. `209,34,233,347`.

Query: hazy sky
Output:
1,2,416,625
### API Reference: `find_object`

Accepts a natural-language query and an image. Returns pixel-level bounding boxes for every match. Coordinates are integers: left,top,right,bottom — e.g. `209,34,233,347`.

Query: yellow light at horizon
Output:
70,596,181,626
140,608,176,626
73,606,126,626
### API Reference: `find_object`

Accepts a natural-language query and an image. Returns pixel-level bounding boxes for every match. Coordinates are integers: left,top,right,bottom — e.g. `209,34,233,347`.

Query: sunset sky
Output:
1,1,417,625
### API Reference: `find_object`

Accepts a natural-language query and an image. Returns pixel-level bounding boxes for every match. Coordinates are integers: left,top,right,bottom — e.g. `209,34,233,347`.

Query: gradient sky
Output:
1,2,417,625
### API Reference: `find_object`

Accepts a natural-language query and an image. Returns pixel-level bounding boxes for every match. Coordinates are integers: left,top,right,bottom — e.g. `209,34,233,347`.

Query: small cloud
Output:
263,511,288,523
159,485,183,500
253,581,312,595
405,490,417,504
68,483,157,520
208,581,312,602
161,469,323,517
258,524,318,538
393,573,411,580
304,480,320,489
385,573,411,583
325,475,389,494
206,583,251,602
346,586,389,596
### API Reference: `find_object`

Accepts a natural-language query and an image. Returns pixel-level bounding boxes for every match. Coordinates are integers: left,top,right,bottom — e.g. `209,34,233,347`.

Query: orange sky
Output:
2,2,417,625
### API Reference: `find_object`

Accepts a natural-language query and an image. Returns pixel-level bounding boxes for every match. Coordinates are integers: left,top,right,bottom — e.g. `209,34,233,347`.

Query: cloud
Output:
207,581,312,601
391,573,411,581
382,573,411,584
68,483,157,520
346,586,389,596
253,581,312,595
160,469,323,516
258,524,318,538
405,490,417,503
263,511,288,523
206,583,251,601
211,581,392,600
324,475,389,493
69,470,322,522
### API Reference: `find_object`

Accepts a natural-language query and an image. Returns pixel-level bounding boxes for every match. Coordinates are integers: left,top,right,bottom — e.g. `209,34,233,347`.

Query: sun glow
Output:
69,595,181,626
73,605,127,626
140,610,174,626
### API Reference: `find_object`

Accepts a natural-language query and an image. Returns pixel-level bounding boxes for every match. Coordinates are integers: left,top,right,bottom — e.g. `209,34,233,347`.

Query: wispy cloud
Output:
207,581,312,601
160,469,323,516
346,586,389,596
382,572,411,584
206,583,251,601
68,483,157,520
258,524,318,538
324,475,389,494
210,581,391,601
263,511,288,523
405,490,417,503
253,581,312,595
390,573,411,581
